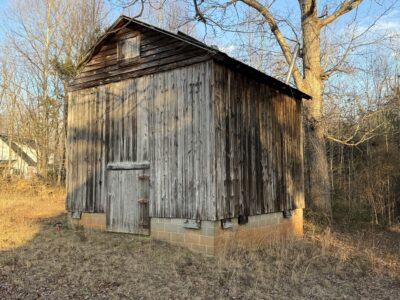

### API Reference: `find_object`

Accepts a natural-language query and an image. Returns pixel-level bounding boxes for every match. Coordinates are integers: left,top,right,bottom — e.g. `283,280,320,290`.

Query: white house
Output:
0,135,37,178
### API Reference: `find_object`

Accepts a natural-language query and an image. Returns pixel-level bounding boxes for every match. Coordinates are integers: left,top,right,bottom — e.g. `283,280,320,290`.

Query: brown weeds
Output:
0,182,399,299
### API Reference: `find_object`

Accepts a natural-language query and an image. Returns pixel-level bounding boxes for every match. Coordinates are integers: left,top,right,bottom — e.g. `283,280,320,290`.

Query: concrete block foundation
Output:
151,209,303,256
68,209,303,256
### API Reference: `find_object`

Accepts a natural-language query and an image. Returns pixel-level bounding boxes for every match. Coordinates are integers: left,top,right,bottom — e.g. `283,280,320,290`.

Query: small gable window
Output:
118,36,140,60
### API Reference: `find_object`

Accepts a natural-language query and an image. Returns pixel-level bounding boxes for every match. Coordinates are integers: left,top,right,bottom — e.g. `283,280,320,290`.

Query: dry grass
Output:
0,178,65,250
1,179,400,299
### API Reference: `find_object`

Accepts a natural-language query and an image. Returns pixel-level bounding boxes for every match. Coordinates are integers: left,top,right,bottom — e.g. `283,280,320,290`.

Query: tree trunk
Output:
300,1,332,216
58,82,69,186
38,0,53,180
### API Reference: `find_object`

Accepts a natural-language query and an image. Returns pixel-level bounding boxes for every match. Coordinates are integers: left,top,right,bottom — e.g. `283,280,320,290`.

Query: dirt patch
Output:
1,183,400,299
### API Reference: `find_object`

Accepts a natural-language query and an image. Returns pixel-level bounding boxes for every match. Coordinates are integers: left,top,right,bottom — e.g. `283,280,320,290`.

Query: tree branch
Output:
239,0,304,88
325,119,385,147
319,0,363,27
193,0,207,23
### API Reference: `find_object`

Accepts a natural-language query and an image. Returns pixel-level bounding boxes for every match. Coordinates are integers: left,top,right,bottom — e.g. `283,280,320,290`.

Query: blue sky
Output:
0,0,398,82
0,0,398,46
0,0,7,39
105,0,400,62
0,0,398,114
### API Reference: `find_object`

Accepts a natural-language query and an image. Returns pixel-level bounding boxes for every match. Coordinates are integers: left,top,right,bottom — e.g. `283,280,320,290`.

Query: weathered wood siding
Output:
213,63,304,219
67,58,304,222
69,25,212,91
67,62,216,220
66,76,150,213
67,86,107,213
149,62,215,220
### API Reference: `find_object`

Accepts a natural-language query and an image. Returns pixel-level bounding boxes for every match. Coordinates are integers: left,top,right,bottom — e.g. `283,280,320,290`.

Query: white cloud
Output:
375,19,400,31
219,44,236,54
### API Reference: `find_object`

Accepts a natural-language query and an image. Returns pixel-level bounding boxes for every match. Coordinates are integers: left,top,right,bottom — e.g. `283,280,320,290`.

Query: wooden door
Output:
105,78,150,235
106,163,150,235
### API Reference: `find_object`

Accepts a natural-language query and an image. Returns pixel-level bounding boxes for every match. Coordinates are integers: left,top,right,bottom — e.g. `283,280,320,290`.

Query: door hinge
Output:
138,198,149,204
138,175,150,180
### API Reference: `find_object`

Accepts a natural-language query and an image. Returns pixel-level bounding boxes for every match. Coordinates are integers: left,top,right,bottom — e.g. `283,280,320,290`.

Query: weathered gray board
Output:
107,167,150,234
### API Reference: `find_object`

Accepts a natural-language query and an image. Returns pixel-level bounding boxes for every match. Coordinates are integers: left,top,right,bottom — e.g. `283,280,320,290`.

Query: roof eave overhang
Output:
214,53,311,100
72,15,312,100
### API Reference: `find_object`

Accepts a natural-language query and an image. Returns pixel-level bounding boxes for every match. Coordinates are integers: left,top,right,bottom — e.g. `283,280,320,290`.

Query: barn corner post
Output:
65,16,308,256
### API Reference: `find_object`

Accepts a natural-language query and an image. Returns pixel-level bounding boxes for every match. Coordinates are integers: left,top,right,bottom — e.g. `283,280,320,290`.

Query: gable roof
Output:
77,15,311,100
0,135,36,167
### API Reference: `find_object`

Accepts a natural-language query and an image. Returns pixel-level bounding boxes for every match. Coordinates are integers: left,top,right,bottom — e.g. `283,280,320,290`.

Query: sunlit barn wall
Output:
66,62,216,220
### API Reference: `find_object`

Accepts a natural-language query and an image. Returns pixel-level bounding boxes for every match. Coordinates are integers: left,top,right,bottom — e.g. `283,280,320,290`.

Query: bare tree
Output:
51,0,106,183
323,44,400,225
189,0,400,216
0,0,106,181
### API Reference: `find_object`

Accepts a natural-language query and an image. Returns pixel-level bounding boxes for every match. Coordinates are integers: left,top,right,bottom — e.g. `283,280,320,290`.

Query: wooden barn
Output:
67,16,310,255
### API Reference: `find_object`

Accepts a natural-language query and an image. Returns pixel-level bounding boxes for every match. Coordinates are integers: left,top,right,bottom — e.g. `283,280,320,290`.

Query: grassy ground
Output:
1,179,400,299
